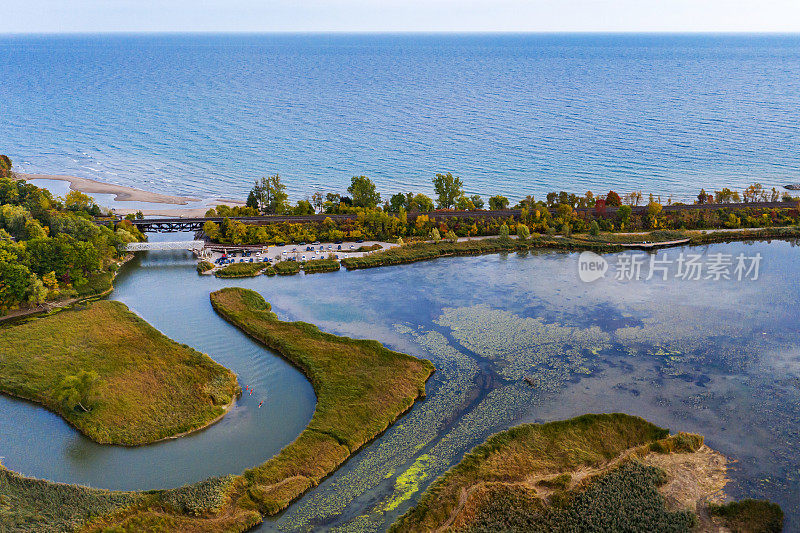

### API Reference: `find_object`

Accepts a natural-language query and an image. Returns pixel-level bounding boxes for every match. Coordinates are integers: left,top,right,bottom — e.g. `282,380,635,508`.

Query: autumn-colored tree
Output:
605,191,622,207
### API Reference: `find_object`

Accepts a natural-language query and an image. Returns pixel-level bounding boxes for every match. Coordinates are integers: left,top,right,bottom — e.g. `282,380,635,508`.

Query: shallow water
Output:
1,239,799,529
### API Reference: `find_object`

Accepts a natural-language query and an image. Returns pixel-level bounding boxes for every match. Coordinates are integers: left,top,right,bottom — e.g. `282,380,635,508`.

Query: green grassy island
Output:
392,413,783,533
0,300,240,446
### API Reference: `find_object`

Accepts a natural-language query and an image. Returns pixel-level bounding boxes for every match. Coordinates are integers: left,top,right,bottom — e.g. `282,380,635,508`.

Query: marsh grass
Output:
390,413,676,532
0,300,239,446
214,261,269,278
209,288,434,516
273,261,301,275
341,237,621,270
301,258,340,273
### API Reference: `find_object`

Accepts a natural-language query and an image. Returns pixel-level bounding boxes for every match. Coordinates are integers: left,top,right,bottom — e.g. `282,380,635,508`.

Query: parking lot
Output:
205,240,397,266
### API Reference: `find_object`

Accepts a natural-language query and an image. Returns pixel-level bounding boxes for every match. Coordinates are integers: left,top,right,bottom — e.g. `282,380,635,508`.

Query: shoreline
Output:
18,173,246,217
18,173,199,205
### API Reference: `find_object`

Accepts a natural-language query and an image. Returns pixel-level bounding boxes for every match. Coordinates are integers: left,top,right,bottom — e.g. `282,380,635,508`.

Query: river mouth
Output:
2,239,799,530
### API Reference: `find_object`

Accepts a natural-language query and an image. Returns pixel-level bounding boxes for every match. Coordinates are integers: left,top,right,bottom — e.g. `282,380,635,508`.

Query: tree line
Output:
0,156,145,313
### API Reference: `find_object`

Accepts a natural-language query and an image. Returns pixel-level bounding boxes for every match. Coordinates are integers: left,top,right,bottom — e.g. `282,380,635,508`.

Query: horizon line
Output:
4,30,800,37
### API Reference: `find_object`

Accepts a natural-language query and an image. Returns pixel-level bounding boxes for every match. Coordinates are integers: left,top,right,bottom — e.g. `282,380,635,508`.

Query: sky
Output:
3,0,800,34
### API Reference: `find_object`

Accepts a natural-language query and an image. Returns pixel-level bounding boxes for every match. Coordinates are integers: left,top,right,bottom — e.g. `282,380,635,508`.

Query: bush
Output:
302,259,340,274
708,499,784,533
196,261,214,274
214,262,268,278
273,261,300,275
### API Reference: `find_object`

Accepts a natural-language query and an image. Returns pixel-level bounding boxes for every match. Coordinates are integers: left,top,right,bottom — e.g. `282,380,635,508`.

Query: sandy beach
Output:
18,173,244,217
19,173,199,204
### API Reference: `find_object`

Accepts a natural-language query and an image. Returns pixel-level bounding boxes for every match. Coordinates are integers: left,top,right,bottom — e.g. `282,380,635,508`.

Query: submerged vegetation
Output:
0,300,239,445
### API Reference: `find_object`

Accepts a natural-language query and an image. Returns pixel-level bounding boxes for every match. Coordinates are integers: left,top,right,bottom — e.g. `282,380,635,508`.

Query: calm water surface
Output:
1,239,799,530
2,33,800,203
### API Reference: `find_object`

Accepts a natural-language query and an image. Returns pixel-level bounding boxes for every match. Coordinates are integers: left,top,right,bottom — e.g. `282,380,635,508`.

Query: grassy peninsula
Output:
1,288,434,531
392,413,782,533
208,287,434,515
0,300,239,446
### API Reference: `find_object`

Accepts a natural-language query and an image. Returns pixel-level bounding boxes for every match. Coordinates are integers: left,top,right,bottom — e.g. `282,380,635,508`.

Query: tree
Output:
697,189,712,205
64,190,97,213
498,223,510,241
517,224,530,240
605,191,622,207
348,176,381,208
251,175,289,214
430,228,441,242
389,192,408,212
589,220,600,236
455,196,476,210
594,198,607,216
470,195,485,209
489,195,509,210
617,204,632,227
445,230,457,242
57,370,100,412
410,194,434,212
246,190,259,210
432,172,464,209
294,200,314,215
311,191,323,213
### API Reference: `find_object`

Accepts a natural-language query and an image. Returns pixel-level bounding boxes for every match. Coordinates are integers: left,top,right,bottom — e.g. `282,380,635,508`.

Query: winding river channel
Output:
2,235,799,531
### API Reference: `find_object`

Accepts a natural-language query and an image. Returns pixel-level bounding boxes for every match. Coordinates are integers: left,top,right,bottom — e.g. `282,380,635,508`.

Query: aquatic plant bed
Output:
0,300,239,446
302,258,341,273
689,225,800,245
392,413,782,533
214,261,269,278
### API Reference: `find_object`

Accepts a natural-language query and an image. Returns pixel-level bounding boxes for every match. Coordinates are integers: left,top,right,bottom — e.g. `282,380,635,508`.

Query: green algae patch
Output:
383,454,434,512
0,300,239,446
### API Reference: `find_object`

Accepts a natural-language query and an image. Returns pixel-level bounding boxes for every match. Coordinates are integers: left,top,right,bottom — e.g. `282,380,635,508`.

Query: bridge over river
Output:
125,240,206,252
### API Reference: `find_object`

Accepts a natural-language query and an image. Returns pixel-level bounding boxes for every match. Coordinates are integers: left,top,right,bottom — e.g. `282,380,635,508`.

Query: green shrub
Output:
273,261,300,275
196,261,214,274
214,262,268,278
302,259,340,274
708,499,784,533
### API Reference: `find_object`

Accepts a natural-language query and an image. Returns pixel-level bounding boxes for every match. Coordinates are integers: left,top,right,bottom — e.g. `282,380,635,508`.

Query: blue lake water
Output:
2,33,800,204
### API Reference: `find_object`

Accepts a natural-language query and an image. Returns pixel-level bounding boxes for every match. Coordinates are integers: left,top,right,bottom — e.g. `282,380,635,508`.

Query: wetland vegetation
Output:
391,414,779,533
0,300,239,446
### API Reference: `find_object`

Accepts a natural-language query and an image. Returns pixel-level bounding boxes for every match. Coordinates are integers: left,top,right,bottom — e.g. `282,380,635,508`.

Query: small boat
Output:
784,184,800,191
